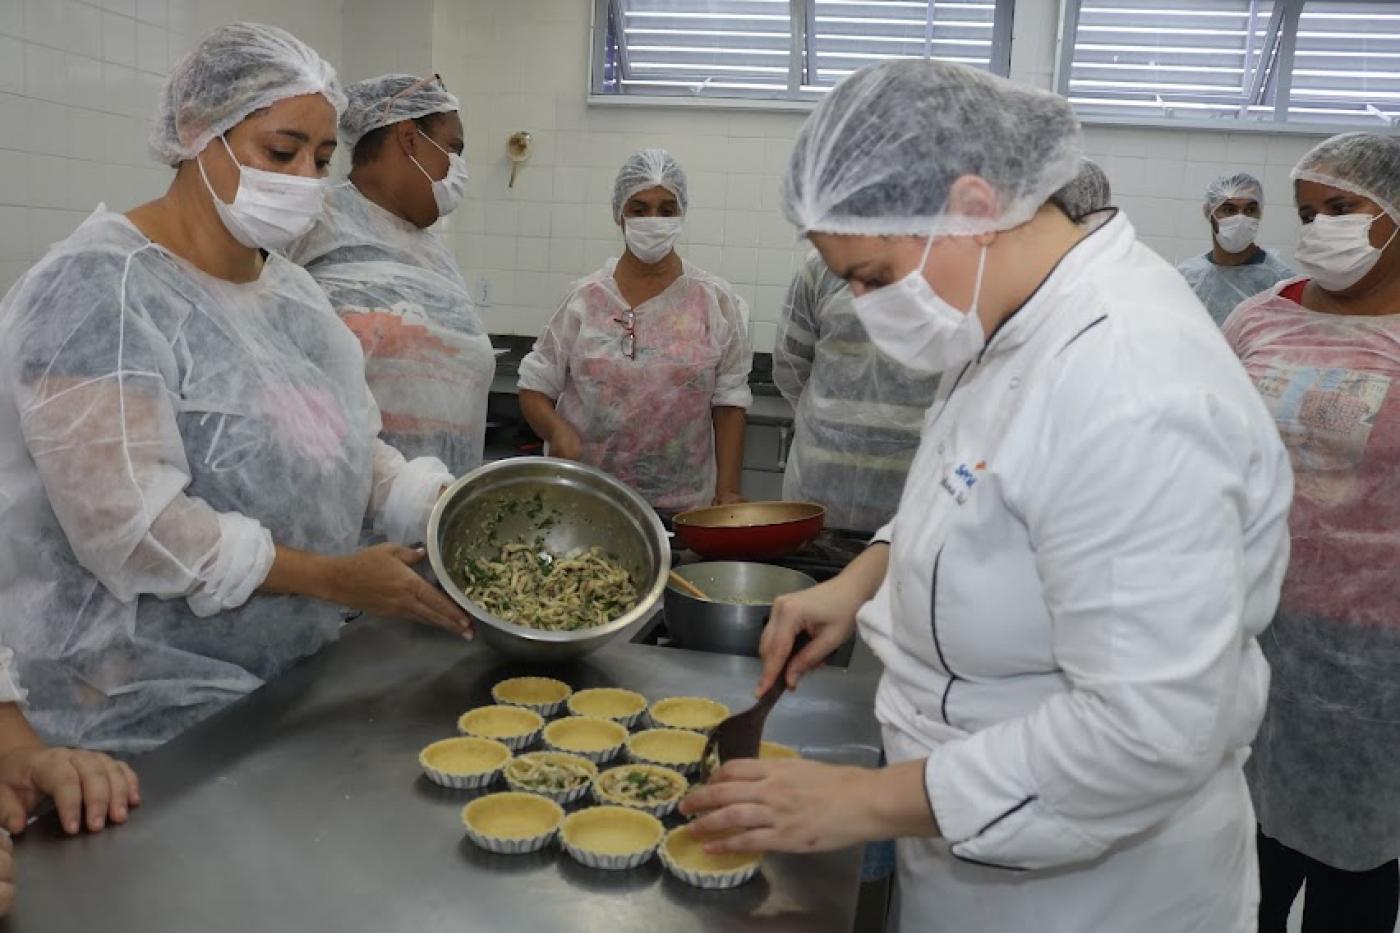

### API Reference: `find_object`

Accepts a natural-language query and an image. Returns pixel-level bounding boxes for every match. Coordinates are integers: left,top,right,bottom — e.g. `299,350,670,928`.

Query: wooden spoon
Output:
700,634,811,782
668,570,711,601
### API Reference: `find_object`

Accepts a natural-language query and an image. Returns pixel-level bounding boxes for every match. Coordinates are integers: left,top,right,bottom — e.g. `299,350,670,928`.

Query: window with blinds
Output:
1059,0,1400,128
591,0,1014,102
1288,1,1400,124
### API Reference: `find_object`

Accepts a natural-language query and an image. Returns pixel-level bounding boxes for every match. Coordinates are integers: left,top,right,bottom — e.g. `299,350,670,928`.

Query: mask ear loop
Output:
196,135,241,207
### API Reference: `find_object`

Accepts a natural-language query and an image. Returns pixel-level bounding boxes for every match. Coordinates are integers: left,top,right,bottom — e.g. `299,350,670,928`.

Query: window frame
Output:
1053,0,1398,135
587,0,1016,111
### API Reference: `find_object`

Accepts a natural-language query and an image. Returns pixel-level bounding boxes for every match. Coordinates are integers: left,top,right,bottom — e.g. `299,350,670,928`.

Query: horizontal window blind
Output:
806,1,1004,90
1063,0,1281,120
1061,0,1399,127
595,0,1012,101
1288,1,1400,125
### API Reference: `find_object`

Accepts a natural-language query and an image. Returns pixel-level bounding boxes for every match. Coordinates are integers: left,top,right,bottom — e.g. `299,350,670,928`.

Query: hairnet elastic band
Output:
1291,169,1400,227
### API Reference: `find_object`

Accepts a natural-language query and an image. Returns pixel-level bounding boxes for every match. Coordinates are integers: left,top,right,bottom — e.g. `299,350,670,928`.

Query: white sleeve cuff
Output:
377,456,453,545
517,349,564,399
871,521,894,545
0,647,26,704
187,511,276,618
712,382,753,410
926,736,1103,870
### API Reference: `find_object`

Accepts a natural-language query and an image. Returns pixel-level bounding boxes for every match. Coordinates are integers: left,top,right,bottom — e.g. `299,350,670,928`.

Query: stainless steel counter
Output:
9,618,881,933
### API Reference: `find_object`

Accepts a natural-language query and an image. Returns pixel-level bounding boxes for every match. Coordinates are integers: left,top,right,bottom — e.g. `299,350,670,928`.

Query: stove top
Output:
636,518,870,667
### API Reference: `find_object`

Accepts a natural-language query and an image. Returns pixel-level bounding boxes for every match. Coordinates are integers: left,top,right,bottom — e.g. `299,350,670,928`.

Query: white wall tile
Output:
24,42,67,103
136,0,166,27
101,12,137,67
0,0,21,39
23,0,67,49
0,34,22,93
67,2,103,59
136,22,166,74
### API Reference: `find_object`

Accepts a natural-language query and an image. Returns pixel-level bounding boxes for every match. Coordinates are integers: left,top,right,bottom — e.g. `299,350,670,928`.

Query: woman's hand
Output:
0,746,140,836
547,423,583,461
713,490,747,506
756,543,890,696
680,758,938,856
757,578,860,695
322,545,473,638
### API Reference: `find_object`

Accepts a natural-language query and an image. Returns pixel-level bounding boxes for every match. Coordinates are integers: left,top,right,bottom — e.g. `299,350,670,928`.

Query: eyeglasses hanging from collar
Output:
614,309,637,360
381,73,447,124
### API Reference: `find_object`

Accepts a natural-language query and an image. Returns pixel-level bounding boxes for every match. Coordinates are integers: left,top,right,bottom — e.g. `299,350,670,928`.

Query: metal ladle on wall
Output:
507,131,532,188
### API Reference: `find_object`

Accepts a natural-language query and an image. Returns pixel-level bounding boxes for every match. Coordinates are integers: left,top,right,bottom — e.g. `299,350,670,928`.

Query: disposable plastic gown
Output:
0,208,451,754
774,253,939,532
1227,279,1400,870
1178,250,1295,325
517,260,752,511
287,182,495,474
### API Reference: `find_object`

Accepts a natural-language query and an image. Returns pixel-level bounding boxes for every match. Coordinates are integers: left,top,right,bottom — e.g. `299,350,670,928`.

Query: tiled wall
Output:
0,0,1335,339
0,0,341,294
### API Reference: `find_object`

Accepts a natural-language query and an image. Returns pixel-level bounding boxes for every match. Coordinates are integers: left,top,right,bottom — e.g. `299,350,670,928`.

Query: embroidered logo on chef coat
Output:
939,461,986,505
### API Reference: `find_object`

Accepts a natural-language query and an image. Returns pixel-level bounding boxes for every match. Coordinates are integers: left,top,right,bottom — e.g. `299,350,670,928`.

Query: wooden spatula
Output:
700,634,810,782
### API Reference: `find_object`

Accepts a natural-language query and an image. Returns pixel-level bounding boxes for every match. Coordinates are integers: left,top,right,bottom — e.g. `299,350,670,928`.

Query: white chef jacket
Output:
858,212,1293,932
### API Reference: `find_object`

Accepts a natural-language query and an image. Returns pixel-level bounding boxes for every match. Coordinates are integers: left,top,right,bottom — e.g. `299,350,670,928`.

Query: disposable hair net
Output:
774,252,940,532
611,149,688,221
150,22,347,166
1203,172,1265,217
340,74,461,151
0,207,450,753
781,60,1083,237
1292,132,1400,225
1051,158,1112,221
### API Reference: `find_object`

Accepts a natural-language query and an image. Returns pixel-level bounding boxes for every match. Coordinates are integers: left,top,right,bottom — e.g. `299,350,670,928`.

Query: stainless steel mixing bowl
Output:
427,457,669,663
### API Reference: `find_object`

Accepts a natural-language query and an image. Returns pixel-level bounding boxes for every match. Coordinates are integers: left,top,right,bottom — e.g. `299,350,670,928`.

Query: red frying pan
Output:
672,501,826,561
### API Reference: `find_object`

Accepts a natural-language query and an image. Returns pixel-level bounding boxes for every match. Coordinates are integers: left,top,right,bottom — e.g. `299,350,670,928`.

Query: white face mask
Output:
412,129,469,219
624,217,683,264
1295,212,1398,292
1214,214,1259,254
197,136,326,252
851,236,989,376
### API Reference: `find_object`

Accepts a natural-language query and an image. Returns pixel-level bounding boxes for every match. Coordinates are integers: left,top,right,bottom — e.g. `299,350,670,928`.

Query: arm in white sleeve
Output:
516,293,585,400
924,391,1259,869
20,372,274,619
365,396,453,546
773,257,821,405
712,287,754,410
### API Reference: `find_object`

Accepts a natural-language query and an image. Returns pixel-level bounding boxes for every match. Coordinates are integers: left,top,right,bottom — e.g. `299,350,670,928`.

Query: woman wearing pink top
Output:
1225,132,1400,933
517,150,753,512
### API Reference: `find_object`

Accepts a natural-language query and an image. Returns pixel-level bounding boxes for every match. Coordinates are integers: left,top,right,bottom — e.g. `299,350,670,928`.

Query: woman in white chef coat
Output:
682,60,1293,932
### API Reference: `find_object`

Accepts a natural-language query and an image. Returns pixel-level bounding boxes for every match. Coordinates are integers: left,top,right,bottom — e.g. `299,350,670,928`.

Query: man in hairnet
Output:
288,74,494,477
517,149,752,512
1178,172,1295,325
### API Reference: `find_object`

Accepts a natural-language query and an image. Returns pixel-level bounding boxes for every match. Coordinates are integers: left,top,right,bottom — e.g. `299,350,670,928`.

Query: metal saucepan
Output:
672,501,826,561
427,457,669,663
664,562,817,657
